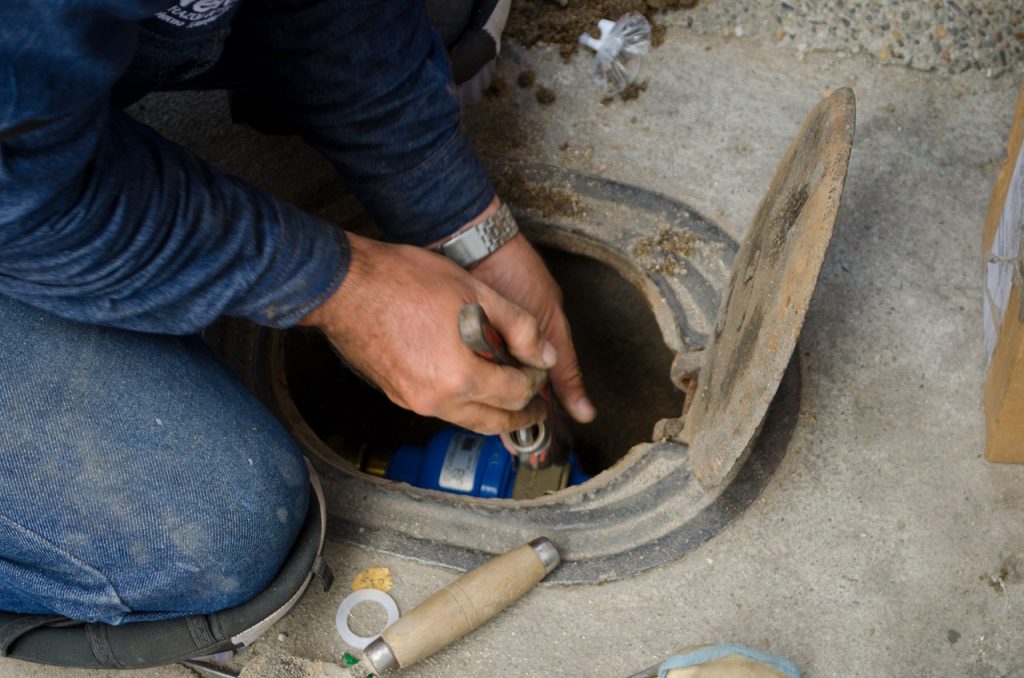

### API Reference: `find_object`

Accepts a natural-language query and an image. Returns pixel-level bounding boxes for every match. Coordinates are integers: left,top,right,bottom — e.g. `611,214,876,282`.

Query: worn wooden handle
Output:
367,538,559,672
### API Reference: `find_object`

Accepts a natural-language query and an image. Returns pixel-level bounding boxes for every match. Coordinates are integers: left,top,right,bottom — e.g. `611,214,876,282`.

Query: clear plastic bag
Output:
578,13,652,96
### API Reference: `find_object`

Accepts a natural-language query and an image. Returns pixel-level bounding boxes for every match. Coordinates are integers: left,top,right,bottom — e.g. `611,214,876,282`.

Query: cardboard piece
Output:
982,85,1024,463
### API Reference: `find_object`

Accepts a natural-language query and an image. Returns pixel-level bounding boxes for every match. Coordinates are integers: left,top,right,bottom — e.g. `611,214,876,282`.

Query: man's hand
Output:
301,233,555,435
469,221,596,425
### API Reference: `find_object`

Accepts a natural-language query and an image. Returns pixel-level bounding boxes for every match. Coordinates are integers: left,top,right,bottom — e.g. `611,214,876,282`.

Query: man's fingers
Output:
481,292,557,370
451,397,548,436
466,362,548,411
547,312,596,423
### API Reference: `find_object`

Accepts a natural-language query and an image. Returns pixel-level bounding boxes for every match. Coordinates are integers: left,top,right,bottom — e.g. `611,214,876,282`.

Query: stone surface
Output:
681,0,1023,78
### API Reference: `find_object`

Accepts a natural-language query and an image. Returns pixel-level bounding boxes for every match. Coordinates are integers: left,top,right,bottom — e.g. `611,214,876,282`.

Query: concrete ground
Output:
5,4,1024,677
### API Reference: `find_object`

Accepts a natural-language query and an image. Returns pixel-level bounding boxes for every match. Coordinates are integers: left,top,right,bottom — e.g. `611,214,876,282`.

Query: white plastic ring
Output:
335,588,400,650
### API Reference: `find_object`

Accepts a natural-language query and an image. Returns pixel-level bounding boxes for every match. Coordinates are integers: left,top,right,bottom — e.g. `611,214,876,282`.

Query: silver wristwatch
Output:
432,202,519,268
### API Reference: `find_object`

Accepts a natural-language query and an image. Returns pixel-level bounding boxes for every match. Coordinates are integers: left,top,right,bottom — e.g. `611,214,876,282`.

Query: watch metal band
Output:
433,203,519,268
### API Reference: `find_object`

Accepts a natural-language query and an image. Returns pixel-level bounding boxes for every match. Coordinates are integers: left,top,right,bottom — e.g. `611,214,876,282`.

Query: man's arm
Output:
223,0,495,246
0,0,552,435
0,1,347,333
1,0,591,431
228,0,595,422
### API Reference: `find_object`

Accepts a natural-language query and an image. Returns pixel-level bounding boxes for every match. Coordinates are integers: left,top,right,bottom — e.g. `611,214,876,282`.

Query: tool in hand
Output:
458,303,565,469
363,537,560,674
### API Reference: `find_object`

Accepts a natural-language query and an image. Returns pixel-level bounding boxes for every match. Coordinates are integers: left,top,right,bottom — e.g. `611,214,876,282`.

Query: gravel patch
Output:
674,0,1023,77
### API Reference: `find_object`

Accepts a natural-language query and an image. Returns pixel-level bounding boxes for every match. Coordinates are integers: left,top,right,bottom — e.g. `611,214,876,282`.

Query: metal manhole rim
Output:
265,227,694,511
238,161,801,582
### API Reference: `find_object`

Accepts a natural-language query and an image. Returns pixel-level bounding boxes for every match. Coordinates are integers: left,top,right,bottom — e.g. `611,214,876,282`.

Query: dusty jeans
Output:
0,296,310,624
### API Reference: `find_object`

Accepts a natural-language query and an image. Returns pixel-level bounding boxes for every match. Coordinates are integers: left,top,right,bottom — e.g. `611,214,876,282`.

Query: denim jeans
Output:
0,295,310,624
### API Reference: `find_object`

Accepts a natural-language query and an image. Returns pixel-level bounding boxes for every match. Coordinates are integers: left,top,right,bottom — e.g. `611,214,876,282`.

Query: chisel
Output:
362,537,560,674
458,303,566,469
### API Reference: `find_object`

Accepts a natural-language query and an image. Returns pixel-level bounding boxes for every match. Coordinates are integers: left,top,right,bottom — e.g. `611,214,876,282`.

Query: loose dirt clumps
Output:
631,226,697,276
517,70,537,87
493,170,585,219
651,20,668,47
602,79,648,104
485,75,508,97
535,86,558,105
620,80,648,100
505,0,697,58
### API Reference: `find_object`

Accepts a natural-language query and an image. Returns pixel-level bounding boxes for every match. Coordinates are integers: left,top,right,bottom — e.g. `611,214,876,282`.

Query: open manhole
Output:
279,245,685,480
209,91,855,583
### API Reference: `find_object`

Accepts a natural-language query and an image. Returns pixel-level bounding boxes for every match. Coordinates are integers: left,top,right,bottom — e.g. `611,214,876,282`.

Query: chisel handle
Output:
364,538,560,674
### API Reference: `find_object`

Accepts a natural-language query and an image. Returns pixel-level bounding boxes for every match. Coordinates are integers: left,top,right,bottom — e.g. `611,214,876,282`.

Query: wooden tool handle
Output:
365,538,559,673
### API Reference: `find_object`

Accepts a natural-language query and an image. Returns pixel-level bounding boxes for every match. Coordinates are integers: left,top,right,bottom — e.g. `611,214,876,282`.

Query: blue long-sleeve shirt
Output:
0,0,494,333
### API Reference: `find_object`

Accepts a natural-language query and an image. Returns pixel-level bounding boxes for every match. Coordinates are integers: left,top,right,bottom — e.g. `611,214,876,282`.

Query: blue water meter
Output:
386,427,589,498
387,428,515,498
